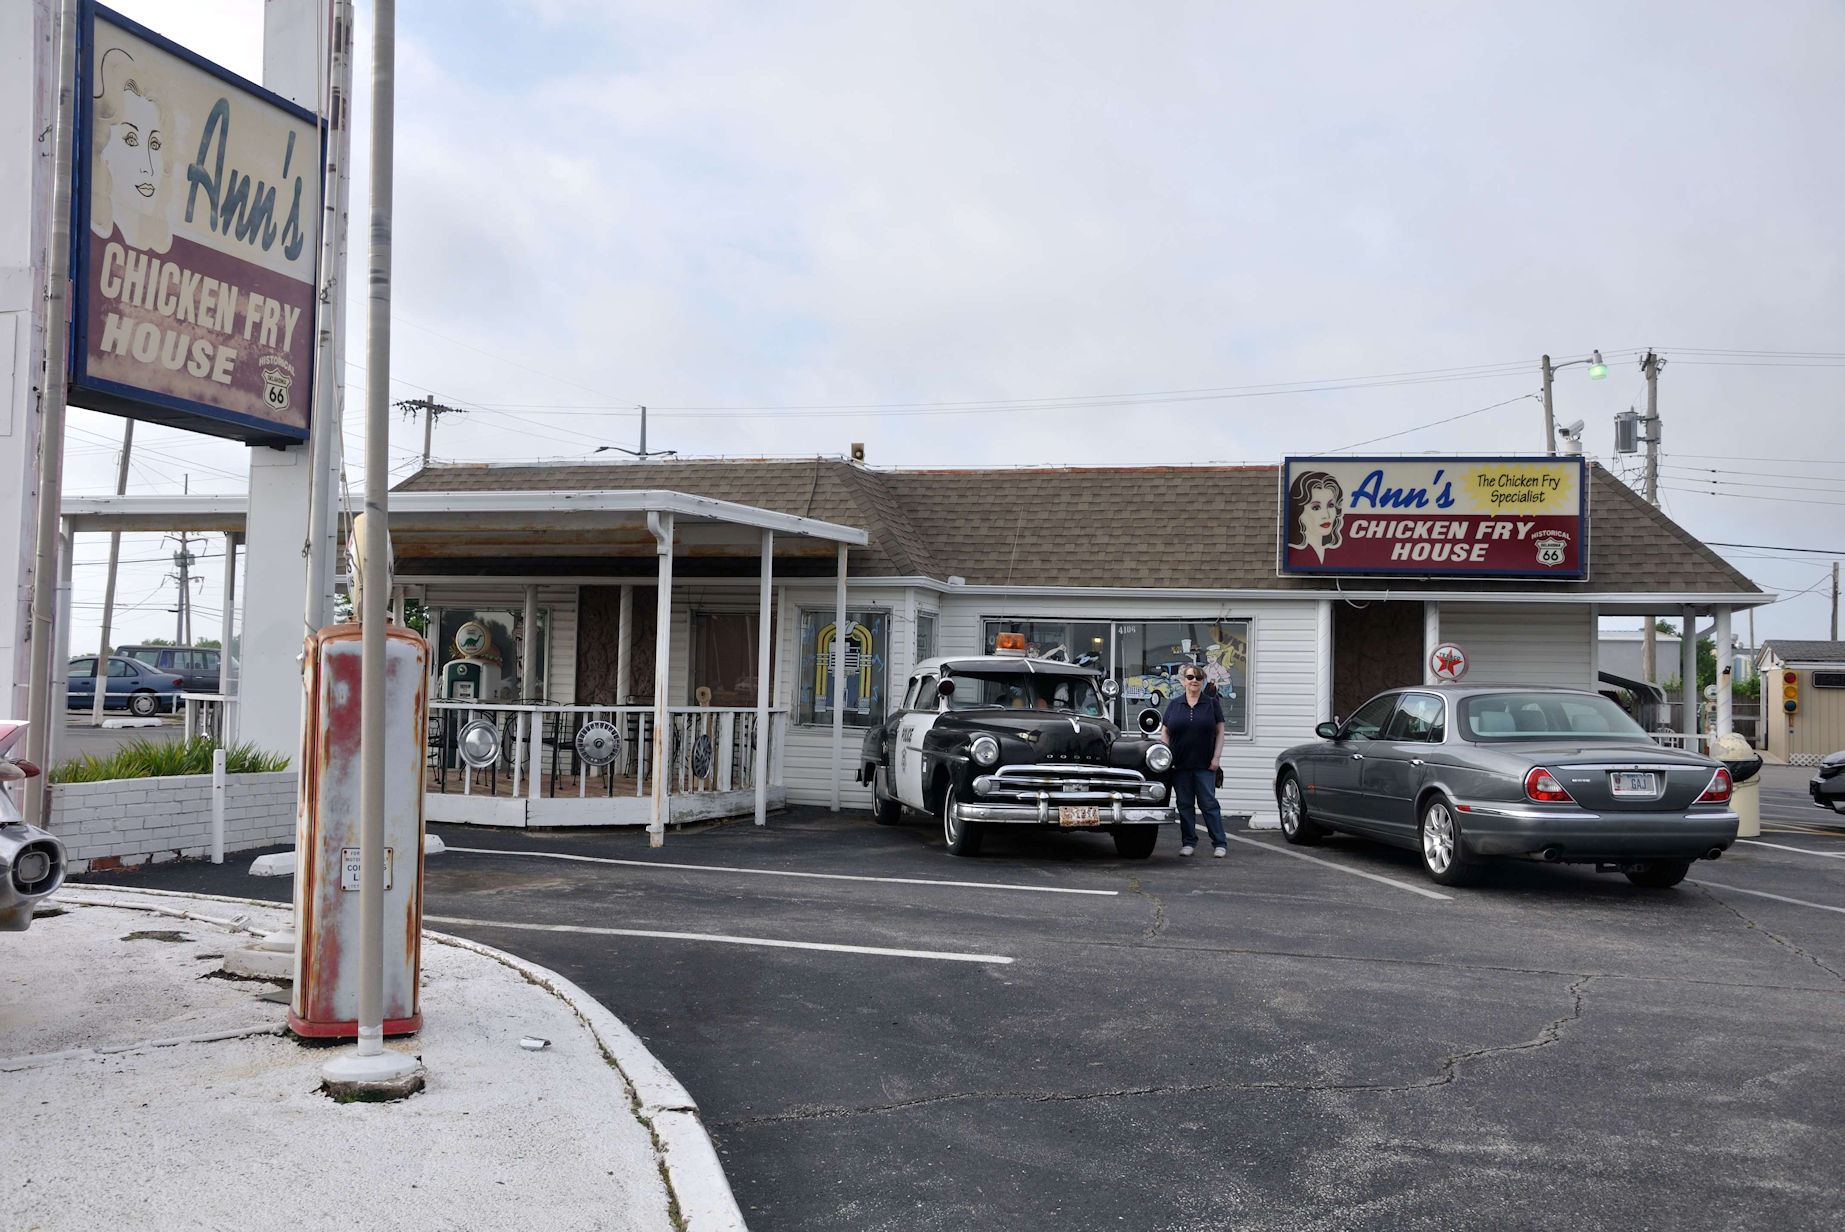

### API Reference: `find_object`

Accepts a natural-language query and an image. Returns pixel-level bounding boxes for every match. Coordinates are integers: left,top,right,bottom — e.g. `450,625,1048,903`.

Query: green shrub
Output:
49,737,289,784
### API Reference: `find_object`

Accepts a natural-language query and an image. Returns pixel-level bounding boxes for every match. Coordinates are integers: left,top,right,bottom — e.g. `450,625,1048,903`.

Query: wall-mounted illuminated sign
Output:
1278,456,1588,578
69,4,322,444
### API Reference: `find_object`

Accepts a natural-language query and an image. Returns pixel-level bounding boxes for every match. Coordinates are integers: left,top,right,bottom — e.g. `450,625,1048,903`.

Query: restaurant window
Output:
981,620,1110,669
1115,620,1251,736
690,612,771,707
799,609,890,727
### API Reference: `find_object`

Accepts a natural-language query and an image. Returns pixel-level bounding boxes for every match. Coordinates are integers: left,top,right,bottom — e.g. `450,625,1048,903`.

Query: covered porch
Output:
61,487,870,846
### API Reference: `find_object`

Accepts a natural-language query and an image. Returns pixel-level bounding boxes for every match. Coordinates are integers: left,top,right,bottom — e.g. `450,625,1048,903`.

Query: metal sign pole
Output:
21,0,78,825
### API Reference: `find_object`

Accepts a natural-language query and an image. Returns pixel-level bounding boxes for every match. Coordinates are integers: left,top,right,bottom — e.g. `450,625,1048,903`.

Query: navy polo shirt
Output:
1161,693,1224,771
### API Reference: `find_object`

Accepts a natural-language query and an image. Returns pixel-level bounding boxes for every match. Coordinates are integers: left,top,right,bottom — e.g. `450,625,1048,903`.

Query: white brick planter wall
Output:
49,772,297,873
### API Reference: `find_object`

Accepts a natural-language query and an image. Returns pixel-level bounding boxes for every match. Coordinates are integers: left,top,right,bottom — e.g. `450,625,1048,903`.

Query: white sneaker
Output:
1179,845,1195,857
1213,846,1227,858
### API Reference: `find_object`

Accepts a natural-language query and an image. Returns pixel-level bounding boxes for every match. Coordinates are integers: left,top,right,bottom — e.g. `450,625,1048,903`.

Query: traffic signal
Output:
1782,670,1799,715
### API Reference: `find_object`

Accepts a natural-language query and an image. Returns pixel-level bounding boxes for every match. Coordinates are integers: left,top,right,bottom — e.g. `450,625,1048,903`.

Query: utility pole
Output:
1833,561,1839,641
173,533,193,645
395,395,465,468
90,421,133,725
1640,350,1663,683
594,405,677,461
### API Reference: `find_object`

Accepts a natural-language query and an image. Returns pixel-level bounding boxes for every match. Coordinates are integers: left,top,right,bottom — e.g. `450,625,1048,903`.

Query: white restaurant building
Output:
61,456,1768,832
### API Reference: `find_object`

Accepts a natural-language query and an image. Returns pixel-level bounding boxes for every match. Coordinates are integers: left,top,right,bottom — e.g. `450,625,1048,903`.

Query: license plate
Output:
1058,806,1100,827
1610,772,1658,797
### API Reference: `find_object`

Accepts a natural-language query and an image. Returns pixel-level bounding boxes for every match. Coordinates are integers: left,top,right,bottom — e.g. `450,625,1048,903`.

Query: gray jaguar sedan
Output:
1274,686,1739,888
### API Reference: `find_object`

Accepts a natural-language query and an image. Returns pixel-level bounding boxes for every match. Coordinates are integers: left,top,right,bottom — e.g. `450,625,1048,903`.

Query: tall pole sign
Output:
68,4,322,444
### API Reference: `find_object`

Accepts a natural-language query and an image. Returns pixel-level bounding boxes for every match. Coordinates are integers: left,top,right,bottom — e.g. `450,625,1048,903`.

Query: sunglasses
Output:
1182,673,1204,682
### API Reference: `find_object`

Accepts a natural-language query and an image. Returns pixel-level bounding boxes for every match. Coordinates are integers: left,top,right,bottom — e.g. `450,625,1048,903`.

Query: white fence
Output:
425,703,788,828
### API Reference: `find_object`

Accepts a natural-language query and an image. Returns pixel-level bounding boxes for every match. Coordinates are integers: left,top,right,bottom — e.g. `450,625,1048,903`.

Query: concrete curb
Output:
54,883,747,1232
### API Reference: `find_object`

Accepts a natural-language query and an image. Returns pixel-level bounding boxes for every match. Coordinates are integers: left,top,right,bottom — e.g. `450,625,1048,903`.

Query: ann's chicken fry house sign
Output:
68,4,322,444
1278,456,1588,579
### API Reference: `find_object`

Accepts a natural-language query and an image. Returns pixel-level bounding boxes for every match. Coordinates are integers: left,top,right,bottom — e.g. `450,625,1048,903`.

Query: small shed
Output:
1756,640,1845,765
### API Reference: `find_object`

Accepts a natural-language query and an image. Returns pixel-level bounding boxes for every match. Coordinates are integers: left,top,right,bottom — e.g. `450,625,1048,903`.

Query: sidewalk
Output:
2,887,744,1232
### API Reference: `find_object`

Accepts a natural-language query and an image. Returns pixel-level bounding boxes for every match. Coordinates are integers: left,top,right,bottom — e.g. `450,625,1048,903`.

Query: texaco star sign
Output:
1429,642,1468,682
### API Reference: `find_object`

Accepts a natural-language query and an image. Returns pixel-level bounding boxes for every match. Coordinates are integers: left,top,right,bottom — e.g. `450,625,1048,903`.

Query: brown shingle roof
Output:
395,460,1760,596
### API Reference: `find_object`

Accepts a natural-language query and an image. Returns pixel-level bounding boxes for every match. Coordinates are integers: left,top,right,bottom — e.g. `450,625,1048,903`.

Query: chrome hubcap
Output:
1280,781,1301,834
1423,803,1455,873
944,796,960,845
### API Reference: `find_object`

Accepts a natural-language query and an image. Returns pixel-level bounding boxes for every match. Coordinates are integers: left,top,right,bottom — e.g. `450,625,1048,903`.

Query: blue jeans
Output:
1173,770,1226,847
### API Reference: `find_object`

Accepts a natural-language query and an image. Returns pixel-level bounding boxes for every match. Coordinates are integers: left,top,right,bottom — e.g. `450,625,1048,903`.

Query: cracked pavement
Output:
84,806,1845,1231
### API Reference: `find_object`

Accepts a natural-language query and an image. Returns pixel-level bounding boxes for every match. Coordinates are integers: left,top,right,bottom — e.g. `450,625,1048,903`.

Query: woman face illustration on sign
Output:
90,46,175,254
1287,470,1345,563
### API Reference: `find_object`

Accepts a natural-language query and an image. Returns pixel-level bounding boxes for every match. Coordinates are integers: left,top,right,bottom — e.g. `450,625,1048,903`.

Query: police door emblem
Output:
1532,530,1569,568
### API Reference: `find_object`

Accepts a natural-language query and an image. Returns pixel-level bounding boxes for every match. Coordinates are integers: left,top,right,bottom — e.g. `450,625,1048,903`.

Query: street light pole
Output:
1539,350,1607,458
1541,354,1555,456
320,0,420,1099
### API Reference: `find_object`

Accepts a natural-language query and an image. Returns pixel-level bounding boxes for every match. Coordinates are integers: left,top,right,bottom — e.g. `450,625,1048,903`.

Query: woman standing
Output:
1160,666,1227,857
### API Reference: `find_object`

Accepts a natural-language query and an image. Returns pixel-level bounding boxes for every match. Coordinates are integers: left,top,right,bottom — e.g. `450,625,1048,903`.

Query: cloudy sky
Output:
67,0,1844,653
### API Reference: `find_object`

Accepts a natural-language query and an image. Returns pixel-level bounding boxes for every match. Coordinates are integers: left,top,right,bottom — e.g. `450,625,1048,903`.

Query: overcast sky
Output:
67,0,1844,653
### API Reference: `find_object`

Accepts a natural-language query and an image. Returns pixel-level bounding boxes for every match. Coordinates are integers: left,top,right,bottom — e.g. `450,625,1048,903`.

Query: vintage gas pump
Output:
441,619,503,702
291,623,430,1037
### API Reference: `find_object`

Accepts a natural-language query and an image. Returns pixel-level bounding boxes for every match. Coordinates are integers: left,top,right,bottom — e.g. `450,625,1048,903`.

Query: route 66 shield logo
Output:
258,354,295,412
1532,530,1569,568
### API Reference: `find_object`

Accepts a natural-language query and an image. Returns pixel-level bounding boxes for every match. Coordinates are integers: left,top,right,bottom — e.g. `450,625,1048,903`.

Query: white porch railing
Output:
180,693,239,744
426,702,787,802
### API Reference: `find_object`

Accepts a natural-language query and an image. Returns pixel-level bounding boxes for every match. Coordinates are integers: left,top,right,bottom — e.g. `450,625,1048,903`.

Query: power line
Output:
1707,541,1845,557
1329,392,1538,451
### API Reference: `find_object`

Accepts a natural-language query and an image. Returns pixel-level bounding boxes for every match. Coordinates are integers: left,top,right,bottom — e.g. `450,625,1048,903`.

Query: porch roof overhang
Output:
59,489,870,559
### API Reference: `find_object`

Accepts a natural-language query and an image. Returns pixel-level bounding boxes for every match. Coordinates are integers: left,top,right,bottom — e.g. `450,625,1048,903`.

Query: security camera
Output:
1558,419,1585,439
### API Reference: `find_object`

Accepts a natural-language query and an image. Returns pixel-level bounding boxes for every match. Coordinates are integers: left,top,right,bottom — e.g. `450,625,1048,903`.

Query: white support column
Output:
1714,605,1733,739
242,446,314,757
1587,603,1600,693
218,534,237,741
1422,601,1441,686
754,530,773,826
648,513,674,846
1316,598,1334,722
1681,605,1698,742
520,585,537,699
616,583,633,704
831,542,848,812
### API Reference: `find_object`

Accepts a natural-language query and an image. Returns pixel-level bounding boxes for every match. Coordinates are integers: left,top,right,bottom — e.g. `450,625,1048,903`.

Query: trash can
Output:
1711,733,1763,839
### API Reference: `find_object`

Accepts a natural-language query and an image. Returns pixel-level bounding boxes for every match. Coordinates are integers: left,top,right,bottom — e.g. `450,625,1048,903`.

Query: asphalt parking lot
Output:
83,792,1845,1232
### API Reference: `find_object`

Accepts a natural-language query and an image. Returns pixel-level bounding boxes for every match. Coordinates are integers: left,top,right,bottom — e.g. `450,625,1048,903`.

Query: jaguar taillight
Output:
1697,768,1733,804
1524,767,1574,803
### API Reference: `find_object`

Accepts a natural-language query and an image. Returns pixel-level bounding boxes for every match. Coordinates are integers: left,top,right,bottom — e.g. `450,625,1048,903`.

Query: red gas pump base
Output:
288,1011,423,1039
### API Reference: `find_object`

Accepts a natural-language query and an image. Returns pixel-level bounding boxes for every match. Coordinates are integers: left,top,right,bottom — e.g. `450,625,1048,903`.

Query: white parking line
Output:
424,914,1014,964
1222,833,1453,902
1691,881,1845,916
1737,839,1845,861
442,846,1118,896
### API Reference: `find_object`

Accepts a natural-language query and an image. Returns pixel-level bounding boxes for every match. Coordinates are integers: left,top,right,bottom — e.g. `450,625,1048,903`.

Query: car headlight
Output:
1145,743,1173,773
970,735,1000,767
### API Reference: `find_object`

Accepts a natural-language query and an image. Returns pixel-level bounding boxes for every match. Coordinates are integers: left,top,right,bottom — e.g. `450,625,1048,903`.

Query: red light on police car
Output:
995,632,1027,655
